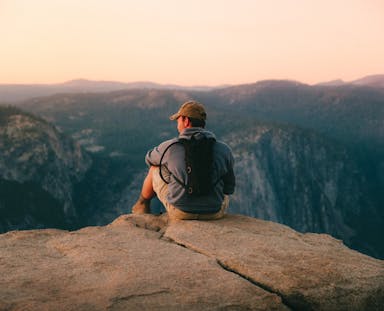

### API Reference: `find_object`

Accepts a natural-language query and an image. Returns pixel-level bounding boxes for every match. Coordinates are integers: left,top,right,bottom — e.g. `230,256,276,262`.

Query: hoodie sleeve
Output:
145,138,177,167
222,152,236,195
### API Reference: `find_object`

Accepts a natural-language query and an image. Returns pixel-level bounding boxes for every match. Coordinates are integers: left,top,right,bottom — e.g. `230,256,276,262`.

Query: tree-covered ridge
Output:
1,81,383,258
0,105,91,232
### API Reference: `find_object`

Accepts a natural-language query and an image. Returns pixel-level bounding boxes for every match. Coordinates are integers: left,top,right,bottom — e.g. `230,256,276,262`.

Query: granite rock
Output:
0,214,383,310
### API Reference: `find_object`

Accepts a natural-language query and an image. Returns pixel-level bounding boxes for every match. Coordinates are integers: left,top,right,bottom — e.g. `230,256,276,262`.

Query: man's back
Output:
146,127,235,214
132,100,235,220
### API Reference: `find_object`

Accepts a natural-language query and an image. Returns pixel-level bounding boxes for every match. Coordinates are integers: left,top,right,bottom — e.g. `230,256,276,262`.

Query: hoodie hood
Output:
178,127,216,141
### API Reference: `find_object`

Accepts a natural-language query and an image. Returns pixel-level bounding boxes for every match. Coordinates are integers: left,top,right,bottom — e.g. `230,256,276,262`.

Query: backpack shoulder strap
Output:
159,140,182,184
159,134,217,194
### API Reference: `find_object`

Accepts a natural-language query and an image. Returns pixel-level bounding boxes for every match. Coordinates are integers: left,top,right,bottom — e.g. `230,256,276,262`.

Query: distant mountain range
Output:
0,79,223,102
1,77,383,259
316,74,384,87
0,75,383,102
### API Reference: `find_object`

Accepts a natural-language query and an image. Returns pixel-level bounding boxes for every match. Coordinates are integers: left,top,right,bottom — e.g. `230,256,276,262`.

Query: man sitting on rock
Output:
131,101,235,220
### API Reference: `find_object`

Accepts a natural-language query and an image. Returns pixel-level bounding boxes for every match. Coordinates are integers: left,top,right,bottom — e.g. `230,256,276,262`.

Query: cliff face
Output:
1,214,383,311
226,125,381,257
13,85,383,259
0,107,91,232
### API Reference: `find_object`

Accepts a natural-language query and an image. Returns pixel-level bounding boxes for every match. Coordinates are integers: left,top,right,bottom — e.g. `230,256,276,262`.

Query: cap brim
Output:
169,113,179,120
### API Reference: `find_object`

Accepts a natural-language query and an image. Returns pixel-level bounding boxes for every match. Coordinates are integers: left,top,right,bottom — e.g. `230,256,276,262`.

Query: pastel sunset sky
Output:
1,0,383,85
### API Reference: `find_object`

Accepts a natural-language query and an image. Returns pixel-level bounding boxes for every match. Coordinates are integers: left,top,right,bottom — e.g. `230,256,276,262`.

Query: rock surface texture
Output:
0,214,383,311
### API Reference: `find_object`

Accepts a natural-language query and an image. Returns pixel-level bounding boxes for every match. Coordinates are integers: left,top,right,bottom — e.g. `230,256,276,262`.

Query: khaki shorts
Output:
152,167,229,220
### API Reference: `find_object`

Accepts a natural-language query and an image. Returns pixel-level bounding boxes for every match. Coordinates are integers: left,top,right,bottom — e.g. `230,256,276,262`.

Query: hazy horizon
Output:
0,74,383,88
1,0,383,86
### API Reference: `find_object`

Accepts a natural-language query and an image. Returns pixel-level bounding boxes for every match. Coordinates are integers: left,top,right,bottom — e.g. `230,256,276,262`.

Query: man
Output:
131,101,235,220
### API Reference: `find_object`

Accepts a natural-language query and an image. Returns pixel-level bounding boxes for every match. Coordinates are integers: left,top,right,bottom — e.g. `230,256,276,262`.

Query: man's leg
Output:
132,166,230,220
131,166,157,214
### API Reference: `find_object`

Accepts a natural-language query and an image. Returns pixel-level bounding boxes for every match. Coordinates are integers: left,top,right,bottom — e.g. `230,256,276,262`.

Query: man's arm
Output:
145,138,177,167
222,150,235,194
223,165,235,195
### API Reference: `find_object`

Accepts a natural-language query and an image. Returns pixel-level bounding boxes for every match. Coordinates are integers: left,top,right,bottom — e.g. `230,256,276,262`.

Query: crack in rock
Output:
126,216,293,309
108,289,171,310
216,260,295,311
117,214,384,311
161,235,294,311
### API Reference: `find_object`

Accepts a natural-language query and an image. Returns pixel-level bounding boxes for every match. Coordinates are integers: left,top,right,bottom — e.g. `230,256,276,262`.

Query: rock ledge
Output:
1,214,383,310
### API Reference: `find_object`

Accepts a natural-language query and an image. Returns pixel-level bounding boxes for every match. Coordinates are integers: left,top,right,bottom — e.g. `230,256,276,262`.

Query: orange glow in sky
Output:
1,0,383,85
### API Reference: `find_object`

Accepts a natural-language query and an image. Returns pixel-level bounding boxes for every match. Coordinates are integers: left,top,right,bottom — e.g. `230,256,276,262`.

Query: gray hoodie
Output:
145,127,235,214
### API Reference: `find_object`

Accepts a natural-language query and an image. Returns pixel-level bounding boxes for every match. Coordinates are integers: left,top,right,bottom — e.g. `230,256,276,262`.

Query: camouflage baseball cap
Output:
169,101,207,121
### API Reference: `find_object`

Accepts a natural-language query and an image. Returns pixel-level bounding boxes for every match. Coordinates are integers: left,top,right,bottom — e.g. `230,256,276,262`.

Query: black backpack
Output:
159,134,216,196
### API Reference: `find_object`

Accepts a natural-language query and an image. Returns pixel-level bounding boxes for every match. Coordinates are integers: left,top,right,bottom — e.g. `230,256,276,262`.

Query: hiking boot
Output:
131,195,151,214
